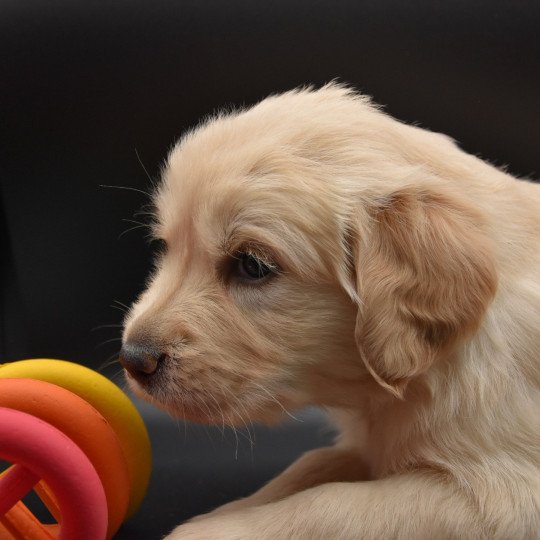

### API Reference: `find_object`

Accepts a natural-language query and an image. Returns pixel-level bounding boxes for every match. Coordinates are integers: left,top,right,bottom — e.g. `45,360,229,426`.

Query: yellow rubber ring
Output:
0,359,151,519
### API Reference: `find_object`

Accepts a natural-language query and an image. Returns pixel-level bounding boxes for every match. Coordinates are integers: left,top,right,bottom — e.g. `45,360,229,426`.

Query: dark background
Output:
1,1,539,538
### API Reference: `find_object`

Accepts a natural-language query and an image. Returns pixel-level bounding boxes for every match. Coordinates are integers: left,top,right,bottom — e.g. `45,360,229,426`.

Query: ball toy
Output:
0,358,152,540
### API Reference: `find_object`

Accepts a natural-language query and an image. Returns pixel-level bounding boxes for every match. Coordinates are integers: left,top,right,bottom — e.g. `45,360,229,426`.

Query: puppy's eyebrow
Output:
222,232,272,257
220,226,282,264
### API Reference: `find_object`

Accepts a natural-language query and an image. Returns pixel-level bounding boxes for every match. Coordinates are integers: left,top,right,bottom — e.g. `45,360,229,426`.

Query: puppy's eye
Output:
233,252,275,282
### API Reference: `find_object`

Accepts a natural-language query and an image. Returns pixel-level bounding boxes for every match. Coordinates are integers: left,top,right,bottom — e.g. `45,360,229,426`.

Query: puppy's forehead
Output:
153,83,390,244
153,121,347,278
157,154,299,257
156,139,276,242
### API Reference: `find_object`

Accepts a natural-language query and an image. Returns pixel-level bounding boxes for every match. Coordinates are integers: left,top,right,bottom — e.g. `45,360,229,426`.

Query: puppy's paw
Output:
163,513,252,540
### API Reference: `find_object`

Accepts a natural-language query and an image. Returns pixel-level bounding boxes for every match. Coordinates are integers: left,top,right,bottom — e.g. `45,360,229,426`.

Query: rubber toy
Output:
0,358,152,540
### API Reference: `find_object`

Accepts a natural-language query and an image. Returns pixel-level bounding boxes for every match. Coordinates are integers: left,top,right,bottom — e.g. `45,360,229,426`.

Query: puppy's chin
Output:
124,369,299,426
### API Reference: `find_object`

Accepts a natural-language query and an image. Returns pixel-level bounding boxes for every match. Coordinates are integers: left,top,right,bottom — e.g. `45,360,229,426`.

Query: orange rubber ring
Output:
0,379,130,539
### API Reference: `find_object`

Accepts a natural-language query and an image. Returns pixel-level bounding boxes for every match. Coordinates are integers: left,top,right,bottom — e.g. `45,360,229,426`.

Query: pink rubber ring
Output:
0,407,108,540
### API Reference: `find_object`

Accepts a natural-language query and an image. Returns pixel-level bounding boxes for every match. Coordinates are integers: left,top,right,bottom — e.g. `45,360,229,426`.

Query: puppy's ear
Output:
352,187,497,397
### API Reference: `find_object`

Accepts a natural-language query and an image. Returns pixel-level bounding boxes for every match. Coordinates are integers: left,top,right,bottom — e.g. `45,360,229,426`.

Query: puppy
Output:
120,84,540,539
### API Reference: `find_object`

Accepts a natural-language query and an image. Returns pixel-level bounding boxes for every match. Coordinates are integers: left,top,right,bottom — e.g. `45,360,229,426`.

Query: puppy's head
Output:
120,85,497,424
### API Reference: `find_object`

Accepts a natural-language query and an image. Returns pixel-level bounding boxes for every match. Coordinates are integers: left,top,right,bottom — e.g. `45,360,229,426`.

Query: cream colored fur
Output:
123,84,540,539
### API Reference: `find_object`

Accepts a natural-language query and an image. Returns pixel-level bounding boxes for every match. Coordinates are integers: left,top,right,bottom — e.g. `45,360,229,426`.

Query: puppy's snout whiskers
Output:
250,382,303,423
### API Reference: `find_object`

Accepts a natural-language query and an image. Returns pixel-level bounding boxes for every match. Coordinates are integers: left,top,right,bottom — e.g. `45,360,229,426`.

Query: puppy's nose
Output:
119,341,163,378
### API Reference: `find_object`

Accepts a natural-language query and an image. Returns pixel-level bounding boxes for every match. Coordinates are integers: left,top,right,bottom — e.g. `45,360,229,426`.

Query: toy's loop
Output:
0,407,108,540
0,359,151,518
0,378,130,538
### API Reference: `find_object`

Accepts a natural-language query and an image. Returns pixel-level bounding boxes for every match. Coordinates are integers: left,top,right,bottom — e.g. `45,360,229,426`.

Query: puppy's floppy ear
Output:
352,187,497,397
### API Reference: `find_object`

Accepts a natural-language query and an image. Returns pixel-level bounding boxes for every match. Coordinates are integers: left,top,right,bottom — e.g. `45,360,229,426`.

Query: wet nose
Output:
119,341,163,378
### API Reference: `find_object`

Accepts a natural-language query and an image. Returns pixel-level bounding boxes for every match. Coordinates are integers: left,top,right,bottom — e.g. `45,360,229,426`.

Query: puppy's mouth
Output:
119,341,300,425
122,363,296,426
124,366,221,418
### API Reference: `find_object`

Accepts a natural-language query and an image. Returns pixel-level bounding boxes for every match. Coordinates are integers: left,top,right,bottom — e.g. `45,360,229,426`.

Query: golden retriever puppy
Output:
119,84,540,539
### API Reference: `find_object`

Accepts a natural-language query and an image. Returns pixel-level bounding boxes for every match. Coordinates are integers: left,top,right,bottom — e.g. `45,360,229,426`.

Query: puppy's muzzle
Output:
119,341,164,381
